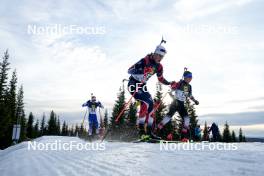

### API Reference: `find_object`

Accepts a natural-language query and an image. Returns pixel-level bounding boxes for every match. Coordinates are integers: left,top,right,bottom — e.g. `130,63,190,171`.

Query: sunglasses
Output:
157,54,164,59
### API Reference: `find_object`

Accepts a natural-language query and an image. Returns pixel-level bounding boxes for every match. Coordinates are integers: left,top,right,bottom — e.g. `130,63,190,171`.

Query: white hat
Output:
154,45,167,56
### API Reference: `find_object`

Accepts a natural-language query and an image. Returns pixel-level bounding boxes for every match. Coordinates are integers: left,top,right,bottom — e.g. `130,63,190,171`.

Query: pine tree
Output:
48,111,57,135
7,70,17,123
186,98,198,140
154,87,166,125
74,124,79,136
242,135,246,142
61,121,68,136
40,113,46,136
238,128,246,142
16,86,26,141
154,86,168,139
65,124,69,136
34,120,39,138
69,125,75,136
202,121,209,141
27,112,34,138
231,130,237,142
127,101,137,127
104,109,109,129
20,115,27,141
79,123,86,137
110,88,126,129
56,117,61,135
0,50,10,101
222,122,231,142
0,50,11,149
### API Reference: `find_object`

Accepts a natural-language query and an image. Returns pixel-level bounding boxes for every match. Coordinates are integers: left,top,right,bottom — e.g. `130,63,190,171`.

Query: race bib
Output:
175,90,186,101
132,74,147,82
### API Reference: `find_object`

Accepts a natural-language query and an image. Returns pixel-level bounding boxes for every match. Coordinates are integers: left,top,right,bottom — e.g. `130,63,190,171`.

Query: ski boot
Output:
147,126,161,140
138,124,149,141
180,128,189,142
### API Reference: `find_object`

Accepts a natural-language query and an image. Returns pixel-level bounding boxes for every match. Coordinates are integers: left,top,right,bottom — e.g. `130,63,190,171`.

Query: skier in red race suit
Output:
127,44,175,139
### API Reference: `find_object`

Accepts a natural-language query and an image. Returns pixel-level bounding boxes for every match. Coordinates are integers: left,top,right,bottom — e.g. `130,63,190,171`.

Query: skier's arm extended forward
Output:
188,86,199,105
156,64,173,85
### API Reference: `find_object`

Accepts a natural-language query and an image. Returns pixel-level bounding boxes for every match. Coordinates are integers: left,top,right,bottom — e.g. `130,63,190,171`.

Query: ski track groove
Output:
40,148,126,176
41,150,82,176
44,149,110,176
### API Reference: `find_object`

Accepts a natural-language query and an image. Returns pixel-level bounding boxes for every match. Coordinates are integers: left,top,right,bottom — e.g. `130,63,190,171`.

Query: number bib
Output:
175,90,187,101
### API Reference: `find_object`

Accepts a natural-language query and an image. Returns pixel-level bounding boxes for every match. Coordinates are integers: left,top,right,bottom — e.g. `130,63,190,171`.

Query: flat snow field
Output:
0,136,263,176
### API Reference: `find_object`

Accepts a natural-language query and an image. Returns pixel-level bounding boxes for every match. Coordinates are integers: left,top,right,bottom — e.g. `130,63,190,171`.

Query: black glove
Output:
194,100,199,105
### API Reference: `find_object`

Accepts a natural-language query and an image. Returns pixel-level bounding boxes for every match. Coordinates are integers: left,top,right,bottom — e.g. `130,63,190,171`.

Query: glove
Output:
194,100,199,105
170,81,178,89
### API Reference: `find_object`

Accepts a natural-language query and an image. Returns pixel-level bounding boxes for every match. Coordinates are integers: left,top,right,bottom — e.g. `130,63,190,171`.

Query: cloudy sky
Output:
1,0,263,137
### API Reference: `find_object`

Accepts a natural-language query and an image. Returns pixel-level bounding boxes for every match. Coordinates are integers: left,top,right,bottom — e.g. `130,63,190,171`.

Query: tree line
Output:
96,82,246,142
0,50,79,149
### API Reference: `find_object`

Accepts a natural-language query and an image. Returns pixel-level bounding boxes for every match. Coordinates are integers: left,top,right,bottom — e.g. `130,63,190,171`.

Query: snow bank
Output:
0,136,263,176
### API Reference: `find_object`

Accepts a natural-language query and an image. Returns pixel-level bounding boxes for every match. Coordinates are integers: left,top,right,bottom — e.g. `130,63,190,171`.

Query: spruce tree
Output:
74,124,79,136
222,122,231,142
0,50,10,101
48,111,57,135
242,135,246,142
79,123,85,137
40,113,46,136
61,121,67,136
104,109,109,129
34,120,39,138
238,128,246,142
185,98,198,140
7,70,17,123
17,86,26,141
69,125,75,136
0,50,11,149
56,117,61,135
110,88,126,130
154,87,166,125
20,114,27,141
231,130,237,142
127,101,137,127
154,86,168,139
65,124,69,136
202,121,209,141
27,112,34,138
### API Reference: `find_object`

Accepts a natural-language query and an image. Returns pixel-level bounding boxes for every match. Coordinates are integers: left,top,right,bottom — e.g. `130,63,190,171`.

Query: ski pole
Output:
152,90,168,130
154,90,168,111
81,108,88,127
115,74,148,123
114,90,137,123
101,75,148,142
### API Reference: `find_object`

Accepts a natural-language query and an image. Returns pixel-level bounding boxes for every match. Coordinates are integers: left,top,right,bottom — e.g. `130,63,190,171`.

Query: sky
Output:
0,0,264,137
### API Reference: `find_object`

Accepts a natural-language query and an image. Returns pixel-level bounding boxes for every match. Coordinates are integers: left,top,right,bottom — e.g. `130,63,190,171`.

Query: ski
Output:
132,138,184,143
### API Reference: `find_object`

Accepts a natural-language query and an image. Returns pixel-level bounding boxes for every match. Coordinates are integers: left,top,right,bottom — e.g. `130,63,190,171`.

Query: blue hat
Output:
183,71,192,78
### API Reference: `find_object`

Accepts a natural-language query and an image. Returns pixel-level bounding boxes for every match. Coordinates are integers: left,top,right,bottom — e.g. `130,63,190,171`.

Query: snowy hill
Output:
0,136,263,176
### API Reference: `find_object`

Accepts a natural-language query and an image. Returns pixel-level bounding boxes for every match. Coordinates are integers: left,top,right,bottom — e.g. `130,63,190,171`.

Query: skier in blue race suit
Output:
82,95,104,136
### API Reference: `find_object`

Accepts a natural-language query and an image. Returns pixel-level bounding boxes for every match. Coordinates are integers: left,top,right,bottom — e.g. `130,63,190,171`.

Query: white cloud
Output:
173,0,252,21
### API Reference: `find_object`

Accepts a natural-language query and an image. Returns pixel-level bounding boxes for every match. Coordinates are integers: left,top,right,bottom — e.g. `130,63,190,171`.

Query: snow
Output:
0,136,263,176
